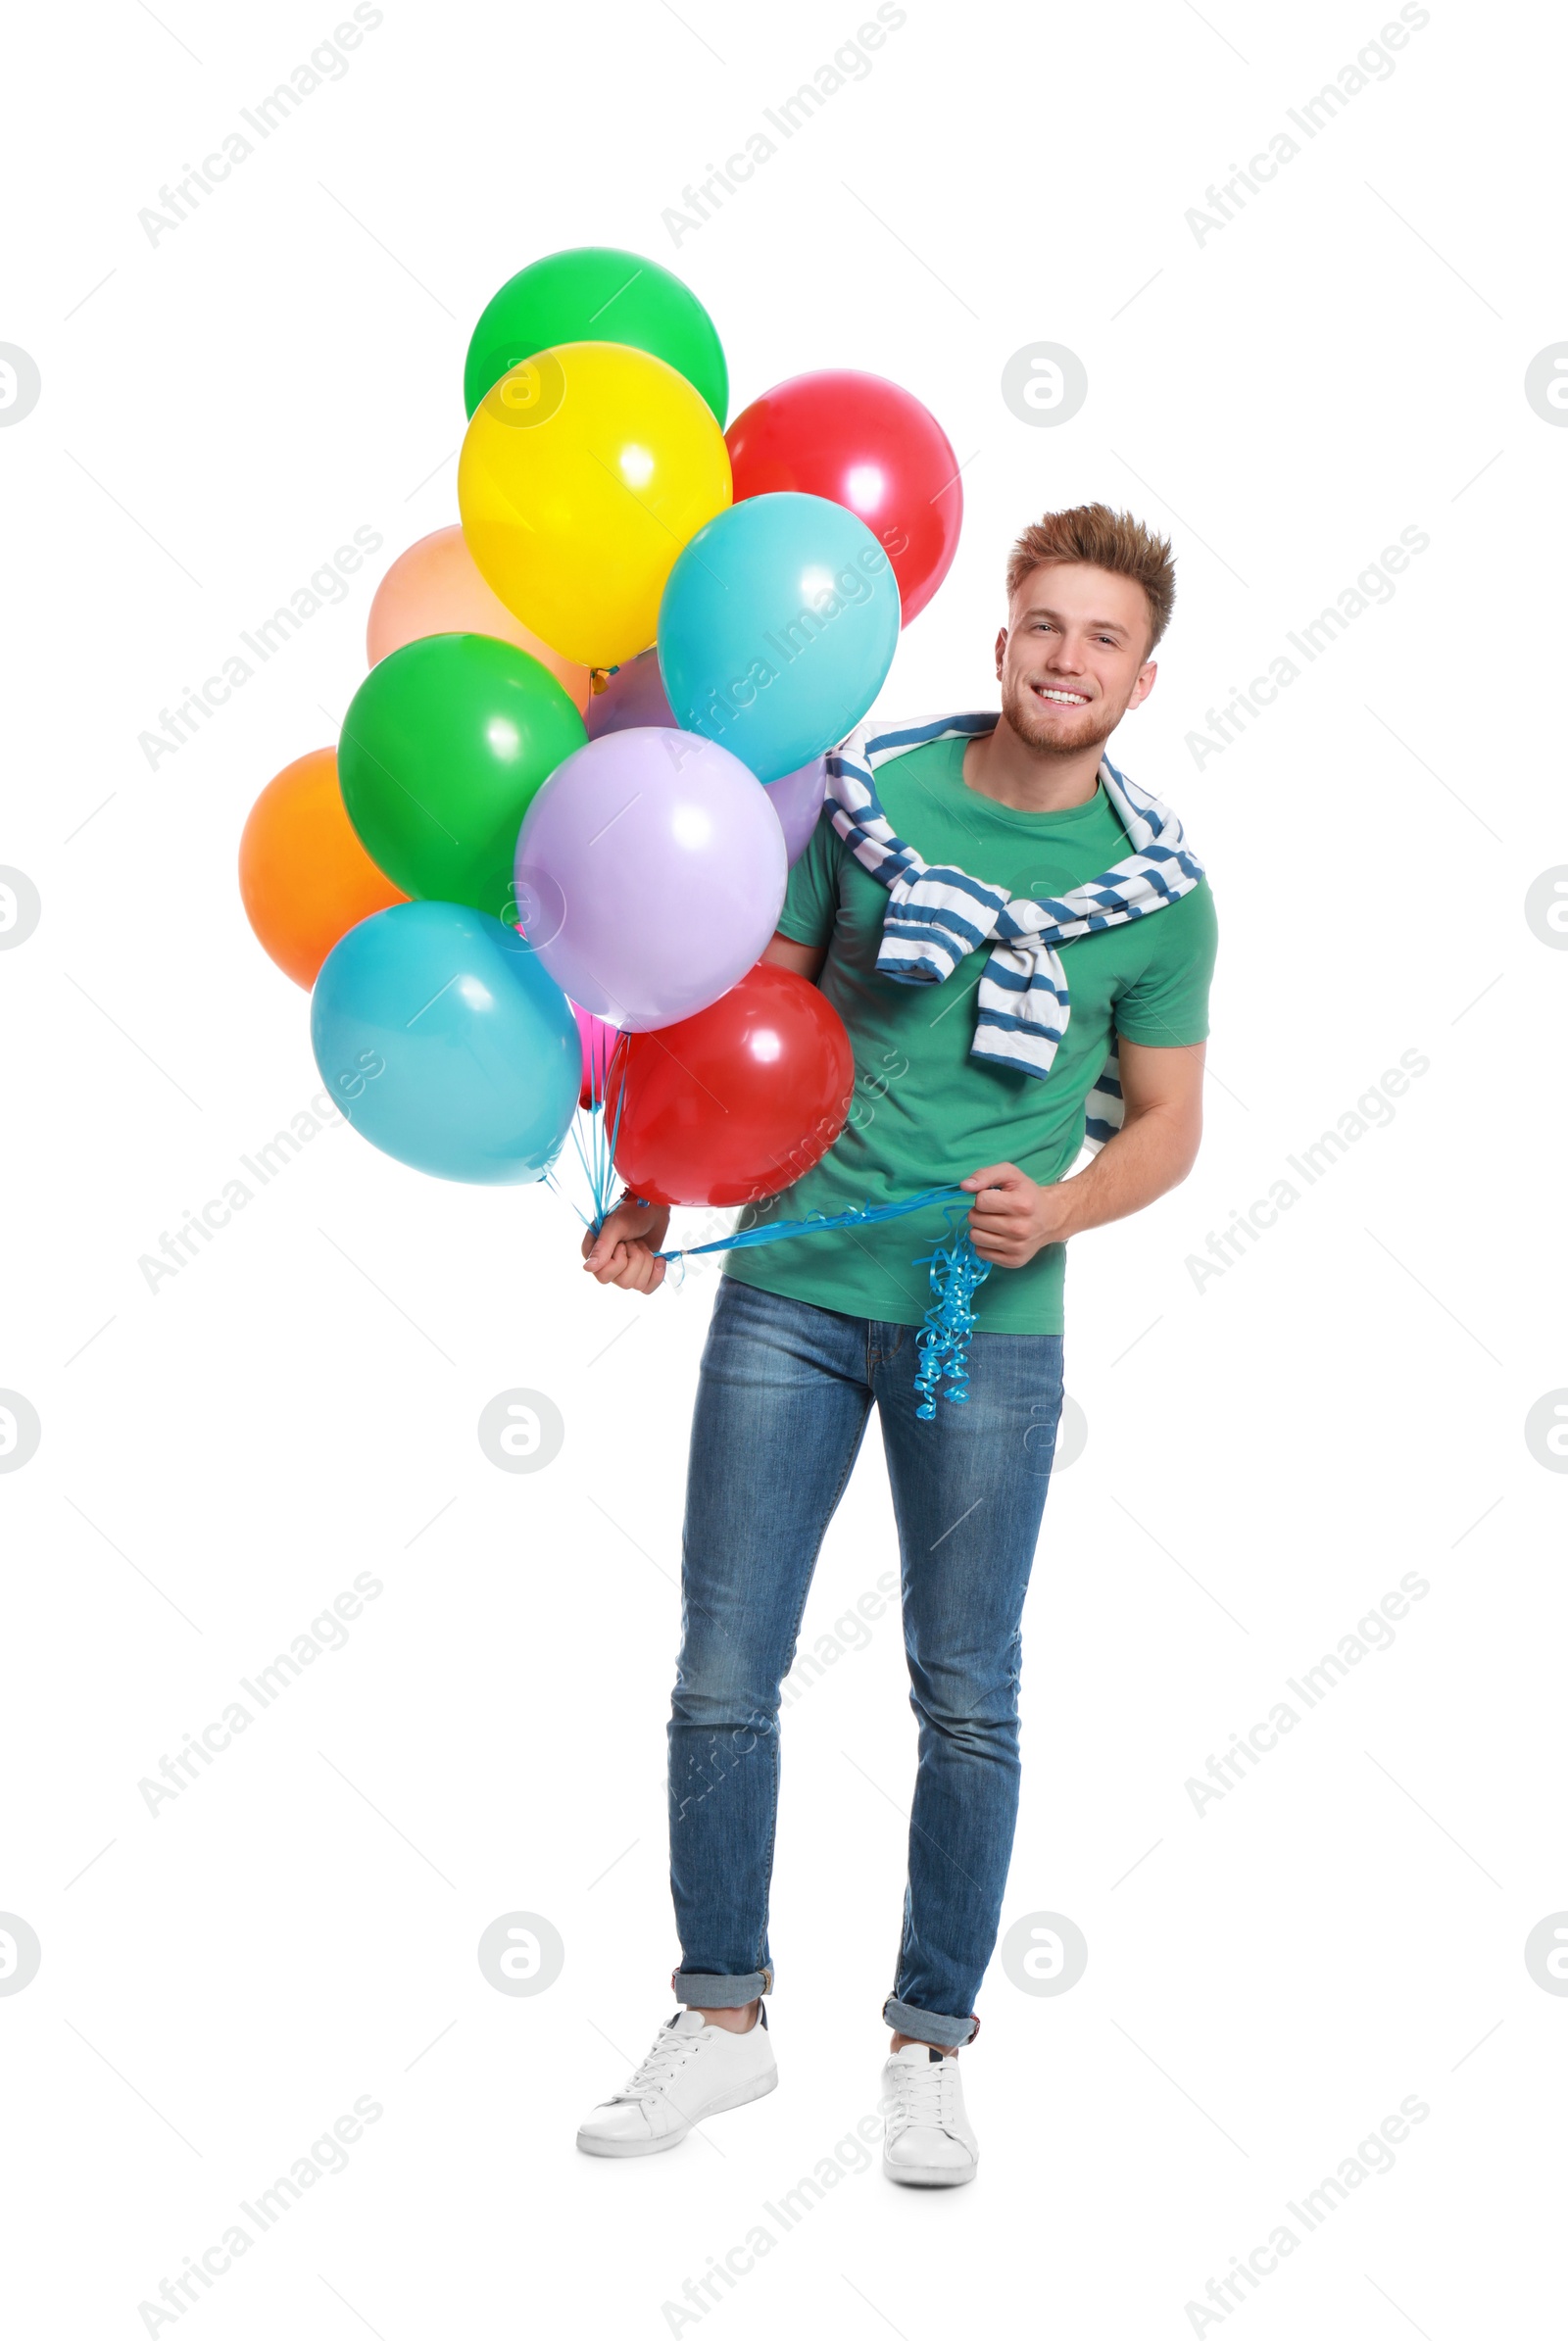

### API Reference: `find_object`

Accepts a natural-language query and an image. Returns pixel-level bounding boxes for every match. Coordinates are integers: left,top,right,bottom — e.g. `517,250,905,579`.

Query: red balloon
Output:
725,369,962,625
608,963,854,1207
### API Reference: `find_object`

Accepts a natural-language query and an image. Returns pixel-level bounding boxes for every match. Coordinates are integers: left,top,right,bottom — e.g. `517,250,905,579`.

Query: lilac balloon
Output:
583,648,674,739
764,755,827,865
515,728,788,1032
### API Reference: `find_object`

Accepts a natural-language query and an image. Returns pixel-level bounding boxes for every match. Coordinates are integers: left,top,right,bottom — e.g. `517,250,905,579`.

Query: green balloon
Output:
339,633,585,920
463,245,728,425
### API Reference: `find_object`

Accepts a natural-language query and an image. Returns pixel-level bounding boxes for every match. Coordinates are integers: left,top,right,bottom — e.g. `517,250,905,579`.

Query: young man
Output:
576,505,1218,2184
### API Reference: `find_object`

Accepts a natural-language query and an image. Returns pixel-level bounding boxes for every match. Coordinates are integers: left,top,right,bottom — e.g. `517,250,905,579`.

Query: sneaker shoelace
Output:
888,2054,959,2137
614,2026,707,2103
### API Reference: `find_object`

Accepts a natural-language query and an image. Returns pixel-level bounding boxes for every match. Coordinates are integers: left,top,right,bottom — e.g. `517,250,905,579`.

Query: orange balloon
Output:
365,525,592,708
238,748,407,989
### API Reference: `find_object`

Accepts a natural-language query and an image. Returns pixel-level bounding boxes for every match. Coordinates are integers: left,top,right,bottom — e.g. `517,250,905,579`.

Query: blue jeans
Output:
668,1277,1064,2048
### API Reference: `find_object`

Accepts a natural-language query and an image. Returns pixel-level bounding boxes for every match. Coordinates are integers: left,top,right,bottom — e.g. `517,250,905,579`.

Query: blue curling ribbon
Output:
647,1186,990,1425
911,1212,992,1421
654,1184,963,1260
549,1028,628,1239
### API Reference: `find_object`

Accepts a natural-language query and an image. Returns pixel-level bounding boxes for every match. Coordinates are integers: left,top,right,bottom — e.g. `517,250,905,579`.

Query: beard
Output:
1001,670,1122,759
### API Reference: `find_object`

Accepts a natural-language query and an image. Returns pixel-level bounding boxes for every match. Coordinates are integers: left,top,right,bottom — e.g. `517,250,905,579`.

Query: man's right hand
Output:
582,1195,672,1293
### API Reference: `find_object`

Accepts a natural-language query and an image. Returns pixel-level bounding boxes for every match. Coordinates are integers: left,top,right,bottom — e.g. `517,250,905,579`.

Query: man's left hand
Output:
959,1162,1074,1269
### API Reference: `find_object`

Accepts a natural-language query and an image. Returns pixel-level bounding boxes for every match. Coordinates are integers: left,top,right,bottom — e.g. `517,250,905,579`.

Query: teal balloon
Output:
312,902,578,1186
657,493,902,783
464,246,729,424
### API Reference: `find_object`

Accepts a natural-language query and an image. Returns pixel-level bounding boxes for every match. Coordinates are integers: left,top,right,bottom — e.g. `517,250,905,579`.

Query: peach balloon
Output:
366,525,592,709
239,748,407,990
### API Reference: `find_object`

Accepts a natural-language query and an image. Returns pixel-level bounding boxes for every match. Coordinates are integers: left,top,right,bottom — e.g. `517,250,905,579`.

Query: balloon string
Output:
592,1047,627,1231
566,1178,988,1427
657,1188,990,1425
547,1168,591,1231
654,1183,964,1259
560,1025,628,1237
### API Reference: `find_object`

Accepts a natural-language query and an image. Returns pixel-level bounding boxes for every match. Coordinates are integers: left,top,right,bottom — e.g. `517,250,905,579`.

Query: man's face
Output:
996,561,1157,756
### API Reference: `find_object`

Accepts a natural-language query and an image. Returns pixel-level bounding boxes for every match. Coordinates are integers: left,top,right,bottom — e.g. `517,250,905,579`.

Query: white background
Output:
2,1,1562,2334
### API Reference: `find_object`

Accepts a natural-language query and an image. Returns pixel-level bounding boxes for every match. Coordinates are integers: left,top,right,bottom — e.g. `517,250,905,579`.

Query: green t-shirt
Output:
722,732,1219,1335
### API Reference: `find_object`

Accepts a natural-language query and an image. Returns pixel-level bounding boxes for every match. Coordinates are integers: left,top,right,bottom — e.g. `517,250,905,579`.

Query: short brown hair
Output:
1005,503,1175,652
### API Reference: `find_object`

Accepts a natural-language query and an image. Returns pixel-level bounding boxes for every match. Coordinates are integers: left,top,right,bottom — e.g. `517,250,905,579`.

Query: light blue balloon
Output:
311,901,579,1185
658,491,902,782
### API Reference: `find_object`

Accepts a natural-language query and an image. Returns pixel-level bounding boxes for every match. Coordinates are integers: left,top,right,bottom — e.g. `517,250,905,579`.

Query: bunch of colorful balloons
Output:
238,245,963,1213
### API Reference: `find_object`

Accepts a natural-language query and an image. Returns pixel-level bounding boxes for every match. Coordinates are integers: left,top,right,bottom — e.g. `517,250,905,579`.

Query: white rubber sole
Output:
576,2066,778,2158
882,2150,979,2187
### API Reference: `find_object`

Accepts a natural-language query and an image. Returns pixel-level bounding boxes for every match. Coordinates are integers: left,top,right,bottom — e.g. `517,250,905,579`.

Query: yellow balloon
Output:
458,340,732,669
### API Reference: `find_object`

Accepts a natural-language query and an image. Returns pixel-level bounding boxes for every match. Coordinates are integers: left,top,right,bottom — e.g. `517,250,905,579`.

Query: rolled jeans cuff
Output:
882,1995,979,2049
673,1966,771,2007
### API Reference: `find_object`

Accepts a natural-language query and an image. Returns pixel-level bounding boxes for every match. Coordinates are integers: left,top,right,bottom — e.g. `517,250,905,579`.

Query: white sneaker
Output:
880,2042,979,2186
576,2007,778,2158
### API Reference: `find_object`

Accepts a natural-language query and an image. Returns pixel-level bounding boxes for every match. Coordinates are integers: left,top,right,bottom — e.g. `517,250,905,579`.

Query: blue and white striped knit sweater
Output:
823,713,1205,1154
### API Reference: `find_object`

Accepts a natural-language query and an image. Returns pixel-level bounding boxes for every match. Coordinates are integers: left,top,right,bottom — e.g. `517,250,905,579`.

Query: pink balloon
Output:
516,729,787,1032
572,1001,620,1108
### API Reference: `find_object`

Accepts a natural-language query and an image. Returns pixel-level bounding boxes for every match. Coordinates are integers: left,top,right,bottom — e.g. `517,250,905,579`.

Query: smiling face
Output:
996,561,1158,757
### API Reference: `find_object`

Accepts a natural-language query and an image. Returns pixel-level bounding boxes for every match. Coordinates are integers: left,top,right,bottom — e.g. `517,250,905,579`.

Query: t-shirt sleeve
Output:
774,811,842,949
1113,879,1218,1047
